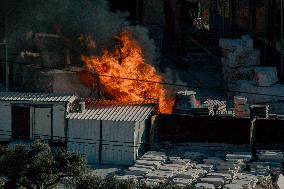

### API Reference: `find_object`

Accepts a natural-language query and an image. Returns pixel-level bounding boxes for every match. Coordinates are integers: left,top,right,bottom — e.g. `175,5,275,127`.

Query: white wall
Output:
34,107,52,140
53,104,66,140
0,102,12,140
101,121,135,166
68,119,138,166
67,119,100,164
0,101,67,142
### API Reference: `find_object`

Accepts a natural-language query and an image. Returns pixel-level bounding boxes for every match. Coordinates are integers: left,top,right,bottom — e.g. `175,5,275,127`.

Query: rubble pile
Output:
116,150,280,188
219,36,284,114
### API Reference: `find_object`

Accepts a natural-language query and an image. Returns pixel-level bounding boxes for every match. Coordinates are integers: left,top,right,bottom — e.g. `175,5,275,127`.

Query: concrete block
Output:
224,183,243,189
219,38,242,50
242,35,254,49
225,159,244,165
195,182,215,189
116,175,143,181
159,164,186,173
228,80,284,104
144,178,165,186
176,169,207,179
141,155,166,162
226,153,252,161
223,66,255,82
254,67,278,87
206,173,232,183
222,49,260,68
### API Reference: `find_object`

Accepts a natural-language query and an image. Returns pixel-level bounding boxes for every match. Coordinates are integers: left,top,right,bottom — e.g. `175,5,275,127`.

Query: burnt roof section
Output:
67,99,156,122
0,92,78,103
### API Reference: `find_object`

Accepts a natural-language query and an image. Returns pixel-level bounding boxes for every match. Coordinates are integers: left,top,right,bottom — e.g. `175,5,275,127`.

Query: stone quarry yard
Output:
85,143,284,189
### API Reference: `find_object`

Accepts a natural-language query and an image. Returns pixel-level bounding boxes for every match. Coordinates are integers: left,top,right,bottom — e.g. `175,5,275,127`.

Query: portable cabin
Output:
67,100,156,166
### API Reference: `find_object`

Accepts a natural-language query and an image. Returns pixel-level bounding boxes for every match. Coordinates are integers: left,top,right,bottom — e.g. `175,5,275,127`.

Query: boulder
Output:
254,67,278,87
222,49,260,68
219,38,242,50
222,66,255,82
242,35,254,50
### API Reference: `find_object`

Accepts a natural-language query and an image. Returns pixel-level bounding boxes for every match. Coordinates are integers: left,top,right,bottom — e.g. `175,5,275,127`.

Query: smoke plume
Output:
6,0,158,66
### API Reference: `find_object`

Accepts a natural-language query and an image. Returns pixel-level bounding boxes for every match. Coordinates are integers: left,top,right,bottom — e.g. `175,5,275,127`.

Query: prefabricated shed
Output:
67,100,155,166
0,92,77,142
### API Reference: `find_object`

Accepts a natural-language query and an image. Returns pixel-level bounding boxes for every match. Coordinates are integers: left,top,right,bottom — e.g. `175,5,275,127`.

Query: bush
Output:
0,141,87,189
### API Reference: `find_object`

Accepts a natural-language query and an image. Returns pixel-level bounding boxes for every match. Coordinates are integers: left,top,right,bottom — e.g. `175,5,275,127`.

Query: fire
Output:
80,31,174,114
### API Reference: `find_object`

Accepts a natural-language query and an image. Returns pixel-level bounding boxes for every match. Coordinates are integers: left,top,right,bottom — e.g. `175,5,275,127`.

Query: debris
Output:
250,105,269,119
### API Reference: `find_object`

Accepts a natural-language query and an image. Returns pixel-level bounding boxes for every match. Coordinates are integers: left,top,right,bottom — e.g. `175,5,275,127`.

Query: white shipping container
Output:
0,102,12,140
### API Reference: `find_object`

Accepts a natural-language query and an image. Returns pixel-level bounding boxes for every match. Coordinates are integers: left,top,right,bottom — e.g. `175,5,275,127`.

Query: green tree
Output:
0,141,86,189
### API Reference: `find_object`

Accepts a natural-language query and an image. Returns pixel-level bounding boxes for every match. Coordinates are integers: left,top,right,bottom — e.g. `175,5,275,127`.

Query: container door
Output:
101,121,134,166
67,120,100,164
34,108,52,140
12,106,30,140
0,102,12,140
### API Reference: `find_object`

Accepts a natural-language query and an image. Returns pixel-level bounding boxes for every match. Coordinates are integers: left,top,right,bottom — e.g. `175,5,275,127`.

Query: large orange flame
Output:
80,31,174,113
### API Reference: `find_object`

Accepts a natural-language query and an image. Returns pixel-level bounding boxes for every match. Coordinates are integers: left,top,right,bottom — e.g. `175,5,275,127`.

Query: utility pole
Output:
0,42,8,92
5,42,8,92
249,0,256,35
281,0,284,79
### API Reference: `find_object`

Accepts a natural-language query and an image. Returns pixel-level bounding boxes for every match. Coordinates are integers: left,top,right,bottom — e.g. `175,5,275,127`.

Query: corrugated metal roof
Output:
0,92,77,103
67,100,156,122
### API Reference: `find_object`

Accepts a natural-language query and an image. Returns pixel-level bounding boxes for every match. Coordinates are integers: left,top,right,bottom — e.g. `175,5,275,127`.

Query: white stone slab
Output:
226,153,252,161
135,159,162,168
200,177,225,187
176,169,207,179
145,170,174,179
159,164,185,172
224,183,243,189
116,175,143,181
173,177,193,185
206,173,232,182
195,182,216,189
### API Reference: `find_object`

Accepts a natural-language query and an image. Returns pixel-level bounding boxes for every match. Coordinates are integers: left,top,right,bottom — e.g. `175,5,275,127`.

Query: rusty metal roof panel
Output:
0,92,77,103
67,100,156,122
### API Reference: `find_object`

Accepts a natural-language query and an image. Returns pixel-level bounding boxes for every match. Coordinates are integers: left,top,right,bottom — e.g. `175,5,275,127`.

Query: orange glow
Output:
80,31,174,114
